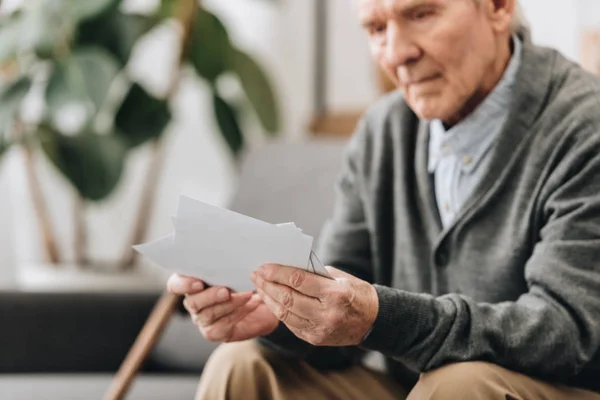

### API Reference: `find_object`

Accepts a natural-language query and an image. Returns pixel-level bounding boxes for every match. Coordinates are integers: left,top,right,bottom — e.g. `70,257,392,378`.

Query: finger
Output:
202,294,263,342
185,286,231,313
257,264,332,298
251,271,319,319
193,292,253,326
167,273,204,295
212,293,263,329
258,289,312,331
202,321,233,342
183,297,196,315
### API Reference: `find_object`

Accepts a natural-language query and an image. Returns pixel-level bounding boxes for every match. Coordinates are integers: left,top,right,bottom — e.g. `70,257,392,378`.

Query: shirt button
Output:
443,202,451,212
462,155,473,165
442,145,451,153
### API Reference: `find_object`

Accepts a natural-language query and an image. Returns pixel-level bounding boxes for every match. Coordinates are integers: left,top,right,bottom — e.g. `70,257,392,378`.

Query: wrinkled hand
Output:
251,264,379,346
167,274,279,343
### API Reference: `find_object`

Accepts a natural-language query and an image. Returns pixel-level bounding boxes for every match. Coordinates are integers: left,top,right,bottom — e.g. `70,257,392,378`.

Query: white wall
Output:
0,167,15,288
0,0,592,288
521,0,580,61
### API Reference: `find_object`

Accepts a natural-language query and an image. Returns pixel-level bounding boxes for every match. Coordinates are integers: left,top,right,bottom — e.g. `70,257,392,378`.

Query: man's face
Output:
359,0,503,122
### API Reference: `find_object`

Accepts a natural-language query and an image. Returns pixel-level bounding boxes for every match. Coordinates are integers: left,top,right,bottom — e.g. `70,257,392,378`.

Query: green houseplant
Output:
0,0,280,271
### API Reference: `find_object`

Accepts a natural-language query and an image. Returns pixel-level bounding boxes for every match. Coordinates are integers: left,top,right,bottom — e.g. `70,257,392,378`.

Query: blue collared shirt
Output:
428,36,522,228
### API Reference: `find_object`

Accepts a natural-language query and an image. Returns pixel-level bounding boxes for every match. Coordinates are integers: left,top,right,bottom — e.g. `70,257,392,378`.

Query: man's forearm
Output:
361,284,598,381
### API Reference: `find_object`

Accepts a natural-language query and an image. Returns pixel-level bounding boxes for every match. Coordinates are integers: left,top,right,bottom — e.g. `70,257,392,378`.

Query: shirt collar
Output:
428,35,523,174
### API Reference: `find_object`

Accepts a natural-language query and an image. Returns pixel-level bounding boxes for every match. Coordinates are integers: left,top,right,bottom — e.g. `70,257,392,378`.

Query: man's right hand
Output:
167,274,279,343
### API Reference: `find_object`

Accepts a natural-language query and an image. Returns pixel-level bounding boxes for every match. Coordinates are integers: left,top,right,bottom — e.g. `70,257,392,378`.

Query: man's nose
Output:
384,23,421,68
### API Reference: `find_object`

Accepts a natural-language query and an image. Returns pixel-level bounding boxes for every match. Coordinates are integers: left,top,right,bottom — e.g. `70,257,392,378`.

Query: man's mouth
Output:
401,73,442,85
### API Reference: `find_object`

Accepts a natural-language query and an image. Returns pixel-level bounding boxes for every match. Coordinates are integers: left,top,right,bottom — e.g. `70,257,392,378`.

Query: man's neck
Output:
443,35,514,128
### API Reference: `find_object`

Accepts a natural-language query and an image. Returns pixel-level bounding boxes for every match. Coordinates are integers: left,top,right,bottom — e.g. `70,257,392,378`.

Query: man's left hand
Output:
251,264,379,347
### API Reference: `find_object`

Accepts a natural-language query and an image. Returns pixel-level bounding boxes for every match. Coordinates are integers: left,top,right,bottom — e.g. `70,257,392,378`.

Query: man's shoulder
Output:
544,50,600,133
351,90,418,153
522,47,600,177
344,91,418,176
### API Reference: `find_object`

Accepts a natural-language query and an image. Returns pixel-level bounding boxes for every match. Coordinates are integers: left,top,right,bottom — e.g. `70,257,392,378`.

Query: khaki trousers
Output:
196,341,600,400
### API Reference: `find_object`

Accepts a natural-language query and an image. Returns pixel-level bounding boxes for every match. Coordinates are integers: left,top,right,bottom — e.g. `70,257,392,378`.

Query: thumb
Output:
167,273,204,295
230,291,254,306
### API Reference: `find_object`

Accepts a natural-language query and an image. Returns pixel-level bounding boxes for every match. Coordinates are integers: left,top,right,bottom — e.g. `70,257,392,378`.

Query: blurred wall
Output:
0,0,590,288
521,0,580,61
0,174,14,288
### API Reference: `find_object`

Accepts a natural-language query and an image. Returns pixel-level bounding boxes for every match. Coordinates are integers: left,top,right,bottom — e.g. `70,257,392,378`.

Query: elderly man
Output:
169,0,600,398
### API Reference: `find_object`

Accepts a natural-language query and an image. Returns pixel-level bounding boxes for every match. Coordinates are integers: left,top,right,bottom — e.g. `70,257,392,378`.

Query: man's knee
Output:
197,341,277,400
203,340,271,378
408,362,509,400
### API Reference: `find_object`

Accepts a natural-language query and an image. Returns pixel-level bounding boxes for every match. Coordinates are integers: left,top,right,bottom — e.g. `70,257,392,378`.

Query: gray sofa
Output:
0,292,202,400
0,139,347,400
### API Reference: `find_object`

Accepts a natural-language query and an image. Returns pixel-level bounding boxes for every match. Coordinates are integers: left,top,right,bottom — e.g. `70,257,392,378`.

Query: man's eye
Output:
369,24,387,35
412,10,434,21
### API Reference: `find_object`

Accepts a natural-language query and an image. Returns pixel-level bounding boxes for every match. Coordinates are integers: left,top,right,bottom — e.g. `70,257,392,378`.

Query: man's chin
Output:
406,98,458,122
409,106,449,122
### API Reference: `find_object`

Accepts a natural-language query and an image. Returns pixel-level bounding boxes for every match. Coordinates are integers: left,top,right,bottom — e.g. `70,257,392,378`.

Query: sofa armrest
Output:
0,291,161,373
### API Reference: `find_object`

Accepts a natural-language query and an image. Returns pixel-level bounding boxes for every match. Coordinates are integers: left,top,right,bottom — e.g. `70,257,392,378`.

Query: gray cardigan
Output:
262,31,600,391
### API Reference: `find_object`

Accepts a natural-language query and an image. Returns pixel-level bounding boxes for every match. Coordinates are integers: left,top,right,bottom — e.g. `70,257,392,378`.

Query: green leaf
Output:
212,93,244,155
65,0,121,22
46,47,121,125
20,1,74,59
189,9,233,82
8,0,120,60
0,12,23,63
115,83,171,148
0,76,32,132
232,49,280,133
40,128,127,201
0,137,10,159
70,48,120,109
77,11,156,65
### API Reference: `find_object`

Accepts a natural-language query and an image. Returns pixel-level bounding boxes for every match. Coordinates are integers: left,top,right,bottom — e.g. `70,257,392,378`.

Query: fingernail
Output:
217,288,229,300
250,272,257,282
258,265,267,276
192,281,203,290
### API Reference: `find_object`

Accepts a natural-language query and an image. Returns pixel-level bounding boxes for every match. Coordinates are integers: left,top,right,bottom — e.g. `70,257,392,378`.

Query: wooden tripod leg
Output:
103,293,182,400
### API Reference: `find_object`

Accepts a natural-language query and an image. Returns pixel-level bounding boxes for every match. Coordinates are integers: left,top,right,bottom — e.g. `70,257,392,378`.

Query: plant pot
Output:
5,147,176,293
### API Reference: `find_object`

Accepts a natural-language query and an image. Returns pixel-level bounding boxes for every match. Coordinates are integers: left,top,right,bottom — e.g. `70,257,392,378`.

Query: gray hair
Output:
511,2,528,34
474,0,528,34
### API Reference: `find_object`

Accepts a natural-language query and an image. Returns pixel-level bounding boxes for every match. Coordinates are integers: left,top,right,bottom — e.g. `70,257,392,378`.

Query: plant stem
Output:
119,0,198,269
73,194,87,266
120,138,166,269
22,141,61,265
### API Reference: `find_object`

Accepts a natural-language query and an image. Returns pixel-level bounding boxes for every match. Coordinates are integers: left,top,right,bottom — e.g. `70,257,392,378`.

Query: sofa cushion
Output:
0,291,161,373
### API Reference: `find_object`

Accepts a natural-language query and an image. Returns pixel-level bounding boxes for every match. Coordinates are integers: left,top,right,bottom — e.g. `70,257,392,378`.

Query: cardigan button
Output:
435,249,449,267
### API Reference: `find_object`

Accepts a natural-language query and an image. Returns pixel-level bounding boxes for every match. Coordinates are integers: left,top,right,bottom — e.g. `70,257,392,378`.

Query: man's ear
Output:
481,0,516,34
